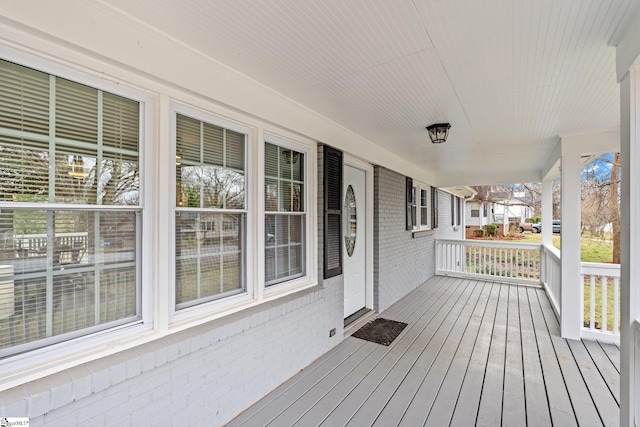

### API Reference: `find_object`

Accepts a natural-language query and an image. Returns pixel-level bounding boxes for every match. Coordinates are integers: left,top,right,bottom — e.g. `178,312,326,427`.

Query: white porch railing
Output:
581,262,621,344
435,239,541,286
541,244,561,317
436,239,622,343
13,232,88,257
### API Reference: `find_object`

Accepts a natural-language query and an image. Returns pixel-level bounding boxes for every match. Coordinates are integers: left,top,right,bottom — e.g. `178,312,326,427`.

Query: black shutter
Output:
324,145,343,278
432,187,439,229
451,194,455,226
457,197,462,226
406,177,413,231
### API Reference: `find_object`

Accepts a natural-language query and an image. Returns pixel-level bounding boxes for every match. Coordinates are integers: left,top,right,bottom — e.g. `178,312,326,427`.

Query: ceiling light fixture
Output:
426,123,451,144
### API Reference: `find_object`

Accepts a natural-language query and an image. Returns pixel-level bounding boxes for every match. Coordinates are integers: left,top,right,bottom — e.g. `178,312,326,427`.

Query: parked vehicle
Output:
518,222,535,233
527,221,558,233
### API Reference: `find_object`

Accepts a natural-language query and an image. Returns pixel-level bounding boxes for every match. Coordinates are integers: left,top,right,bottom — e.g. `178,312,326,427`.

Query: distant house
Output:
491,190,535,224
465,188,535,235
465,199,492,227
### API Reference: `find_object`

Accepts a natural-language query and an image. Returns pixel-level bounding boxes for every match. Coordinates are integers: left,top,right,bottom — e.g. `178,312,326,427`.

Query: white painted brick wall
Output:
373,166,462,312
2,283,343,427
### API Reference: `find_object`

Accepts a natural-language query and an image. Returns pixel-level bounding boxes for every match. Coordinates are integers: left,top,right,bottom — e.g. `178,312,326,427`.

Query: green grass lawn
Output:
520,232,614,263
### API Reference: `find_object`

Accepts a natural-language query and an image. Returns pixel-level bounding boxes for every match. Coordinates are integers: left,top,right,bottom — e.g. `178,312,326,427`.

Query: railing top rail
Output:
436,238,541,250
14,232,89,238
542,244,561,261
580,261,621,277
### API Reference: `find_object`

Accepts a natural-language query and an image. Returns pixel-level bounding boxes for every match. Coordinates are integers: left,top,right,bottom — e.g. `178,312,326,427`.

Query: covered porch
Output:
230,275,619,427
1,2,640,426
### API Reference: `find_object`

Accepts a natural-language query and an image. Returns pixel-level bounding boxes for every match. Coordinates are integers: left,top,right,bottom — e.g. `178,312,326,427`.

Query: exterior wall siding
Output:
373,166,463,313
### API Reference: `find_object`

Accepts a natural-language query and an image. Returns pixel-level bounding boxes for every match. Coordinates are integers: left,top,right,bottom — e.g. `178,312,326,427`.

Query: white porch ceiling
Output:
101,0,635,185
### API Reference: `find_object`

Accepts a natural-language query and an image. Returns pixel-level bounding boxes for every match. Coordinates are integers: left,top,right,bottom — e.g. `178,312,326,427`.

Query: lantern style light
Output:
426,123,451,144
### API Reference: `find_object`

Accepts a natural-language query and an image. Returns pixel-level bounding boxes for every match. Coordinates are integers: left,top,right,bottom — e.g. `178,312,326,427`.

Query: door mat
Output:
351,318,408,346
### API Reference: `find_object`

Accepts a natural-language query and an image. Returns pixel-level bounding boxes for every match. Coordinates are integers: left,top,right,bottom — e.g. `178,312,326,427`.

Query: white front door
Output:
343,164,367,318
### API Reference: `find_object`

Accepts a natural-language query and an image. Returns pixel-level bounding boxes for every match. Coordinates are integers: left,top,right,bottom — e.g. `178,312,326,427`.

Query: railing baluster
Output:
580,273,584,330
452,243,456,272
614,277,619,334
590,275,596,330
601,276,608,332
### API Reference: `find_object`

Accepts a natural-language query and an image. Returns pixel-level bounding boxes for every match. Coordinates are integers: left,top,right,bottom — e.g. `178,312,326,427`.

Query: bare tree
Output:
579,153,621,262
610,153,621,263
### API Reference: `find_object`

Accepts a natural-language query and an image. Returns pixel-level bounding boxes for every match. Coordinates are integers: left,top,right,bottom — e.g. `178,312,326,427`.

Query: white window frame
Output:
0,46,155,387
452,195,462,228
168,103,255,322
167,107,318,323
413,180,432,231
260,133,317,300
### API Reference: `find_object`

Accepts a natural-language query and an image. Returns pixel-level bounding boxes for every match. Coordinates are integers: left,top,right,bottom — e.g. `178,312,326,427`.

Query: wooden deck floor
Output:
228,276,620,427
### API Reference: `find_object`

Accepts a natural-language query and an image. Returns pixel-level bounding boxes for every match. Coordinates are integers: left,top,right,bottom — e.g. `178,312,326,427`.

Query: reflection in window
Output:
0,59,141,356
420,189,429,226
0,208,139,354
176,114,244,209
175,114,246,308
175,212,243,307
264,142,305,285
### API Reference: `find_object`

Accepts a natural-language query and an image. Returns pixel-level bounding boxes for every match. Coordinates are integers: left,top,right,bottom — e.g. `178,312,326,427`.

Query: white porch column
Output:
559,130,620,342
619,67,637,427
560,142,582,341
615,5,640,425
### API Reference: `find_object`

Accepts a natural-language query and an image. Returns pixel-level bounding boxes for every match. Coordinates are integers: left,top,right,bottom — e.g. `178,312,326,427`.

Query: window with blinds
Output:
420,189,429,226
265,142,305,285
407,178,432,231
175,113,246,309
0,59,141,357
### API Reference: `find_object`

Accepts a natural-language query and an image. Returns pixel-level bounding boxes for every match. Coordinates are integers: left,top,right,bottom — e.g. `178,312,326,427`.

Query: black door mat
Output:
351,318,408,346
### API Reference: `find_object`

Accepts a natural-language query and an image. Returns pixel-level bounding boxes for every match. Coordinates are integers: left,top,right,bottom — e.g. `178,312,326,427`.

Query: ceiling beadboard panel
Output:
99,0,636,185
292,49,477,164
414,0,515,104
104,0,433,94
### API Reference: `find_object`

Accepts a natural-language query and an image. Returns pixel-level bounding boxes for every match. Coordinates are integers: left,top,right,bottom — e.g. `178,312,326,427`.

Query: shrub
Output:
528,216,542,224
484,224,498,236
473,229,485,237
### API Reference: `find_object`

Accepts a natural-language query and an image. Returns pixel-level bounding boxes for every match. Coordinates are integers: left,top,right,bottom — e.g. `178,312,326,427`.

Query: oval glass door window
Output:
344,185,357,257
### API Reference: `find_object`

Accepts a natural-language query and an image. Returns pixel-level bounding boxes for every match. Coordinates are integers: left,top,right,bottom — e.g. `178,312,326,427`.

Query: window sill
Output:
0,280,322,393
412,228,434,238
0,321,155,393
